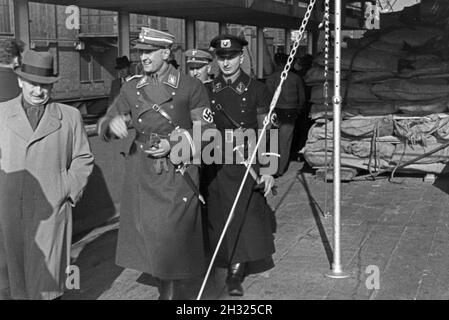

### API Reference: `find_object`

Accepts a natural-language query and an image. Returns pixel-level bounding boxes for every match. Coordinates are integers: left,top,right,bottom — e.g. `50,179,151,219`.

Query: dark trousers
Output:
276,109,298,176
0,227,10,300
291,103,312,162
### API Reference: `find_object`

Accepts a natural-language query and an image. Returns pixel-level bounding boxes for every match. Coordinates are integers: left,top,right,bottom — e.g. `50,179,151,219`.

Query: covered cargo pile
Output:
301,5,449,175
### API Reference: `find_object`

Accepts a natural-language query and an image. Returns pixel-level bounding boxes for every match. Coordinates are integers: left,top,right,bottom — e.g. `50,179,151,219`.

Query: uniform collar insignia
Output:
236,82,245,94
162,66,180,88
168,74,177,86
136,75,149,88
213,80,223,93
230,72,251,95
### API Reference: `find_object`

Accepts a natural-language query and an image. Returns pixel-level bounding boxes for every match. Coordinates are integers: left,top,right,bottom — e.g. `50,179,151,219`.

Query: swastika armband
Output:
203,107,214,123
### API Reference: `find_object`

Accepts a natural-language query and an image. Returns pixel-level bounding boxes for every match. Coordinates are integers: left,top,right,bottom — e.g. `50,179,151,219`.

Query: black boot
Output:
158,280,178,300
226,263,245,296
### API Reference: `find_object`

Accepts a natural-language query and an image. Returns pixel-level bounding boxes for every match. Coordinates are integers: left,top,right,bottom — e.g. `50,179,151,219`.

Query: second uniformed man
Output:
185,48,213,84
204,34,277,296
98,27,214,300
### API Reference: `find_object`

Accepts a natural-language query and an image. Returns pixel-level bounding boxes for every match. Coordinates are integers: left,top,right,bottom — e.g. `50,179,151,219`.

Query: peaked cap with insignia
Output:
134,27,175,51
185,49,213,68
209,34,248,59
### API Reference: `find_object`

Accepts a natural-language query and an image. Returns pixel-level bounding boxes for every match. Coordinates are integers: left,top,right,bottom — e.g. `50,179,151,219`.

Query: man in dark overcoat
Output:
0,39,24,102
98,27,214,300
204,34,277,296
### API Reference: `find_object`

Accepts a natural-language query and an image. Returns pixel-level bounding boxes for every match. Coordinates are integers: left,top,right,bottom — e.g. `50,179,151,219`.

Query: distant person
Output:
185,49,213,84
0,50,94,300
294,54,313,78
0,39,24,102
109,56,132,107
291,54,313,160
266,53,306,175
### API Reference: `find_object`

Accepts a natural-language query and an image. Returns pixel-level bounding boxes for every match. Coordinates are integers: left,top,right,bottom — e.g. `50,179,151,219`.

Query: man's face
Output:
139,49,170,74
216,54,243,77
188,64,210,83
18,77,52,106
117,66,130,79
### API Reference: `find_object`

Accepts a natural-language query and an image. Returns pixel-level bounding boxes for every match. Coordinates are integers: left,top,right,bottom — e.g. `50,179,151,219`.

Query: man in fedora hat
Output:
98,27,214,299
204,34,277,297
109,56,132,107
185,49,213,84
0,50,94,300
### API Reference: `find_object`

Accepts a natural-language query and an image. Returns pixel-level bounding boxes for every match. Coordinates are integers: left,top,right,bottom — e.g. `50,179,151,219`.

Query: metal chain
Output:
264,0,317,126
323,0,331,218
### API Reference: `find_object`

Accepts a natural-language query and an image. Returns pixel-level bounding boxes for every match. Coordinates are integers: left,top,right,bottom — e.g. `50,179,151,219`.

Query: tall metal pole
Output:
326,0,350,279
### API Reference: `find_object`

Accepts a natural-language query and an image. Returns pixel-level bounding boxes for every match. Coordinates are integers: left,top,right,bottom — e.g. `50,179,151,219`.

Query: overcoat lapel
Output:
28,101,62,146
5,95,34,142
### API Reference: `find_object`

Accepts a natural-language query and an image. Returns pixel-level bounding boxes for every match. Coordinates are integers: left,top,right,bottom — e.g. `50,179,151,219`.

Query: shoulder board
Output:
126,74,144,82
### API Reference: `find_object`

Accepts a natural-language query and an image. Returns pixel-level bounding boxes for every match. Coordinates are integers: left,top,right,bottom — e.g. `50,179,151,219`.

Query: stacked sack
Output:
302,23,449,175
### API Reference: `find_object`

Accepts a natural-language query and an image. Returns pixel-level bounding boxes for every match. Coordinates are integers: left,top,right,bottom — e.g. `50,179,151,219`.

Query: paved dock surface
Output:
63,161,449,300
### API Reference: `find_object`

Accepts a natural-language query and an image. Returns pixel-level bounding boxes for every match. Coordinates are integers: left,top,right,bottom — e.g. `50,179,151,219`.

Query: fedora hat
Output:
14,50,59,84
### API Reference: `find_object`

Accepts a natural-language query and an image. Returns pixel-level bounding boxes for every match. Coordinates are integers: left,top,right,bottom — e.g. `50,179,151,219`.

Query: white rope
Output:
323,0,331,217
196,0,318,300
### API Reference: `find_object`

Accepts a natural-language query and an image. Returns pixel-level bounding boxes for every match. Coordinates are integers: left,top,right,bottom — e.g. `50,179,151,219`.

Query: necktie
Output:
26,105,45,131
22,98,45,131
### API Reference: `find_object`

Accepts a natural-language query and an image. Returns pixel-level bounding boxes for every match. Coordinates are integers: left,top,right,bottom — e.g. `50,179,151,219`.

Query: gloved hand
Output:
144,139,171,158
109,114,130,139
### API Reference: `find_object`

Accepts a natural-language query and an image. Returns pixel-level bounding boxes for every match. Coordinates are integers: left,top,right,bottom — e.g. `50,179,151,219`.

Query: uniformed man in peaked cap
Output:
97,27,215,300
185,49,213,84
204,34,277,296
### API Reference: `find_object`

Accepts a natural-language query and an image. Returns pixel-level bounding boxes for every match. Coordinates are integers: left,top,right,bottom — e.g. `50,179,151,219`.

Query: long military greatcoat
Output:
100,65,214,280
204,71,276,275
0,96,94,299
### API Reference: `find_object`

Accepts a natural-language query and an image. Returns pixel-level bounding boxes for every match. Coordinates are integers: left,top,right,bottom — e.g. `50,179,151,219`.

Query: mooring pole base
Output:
325,269,351,279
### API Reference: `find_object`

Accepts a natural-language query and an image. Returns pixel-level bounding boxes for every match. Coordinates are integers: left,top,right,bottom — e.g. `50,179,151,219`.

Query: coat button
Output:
240,122,244,125
135,105,139,108
170,105,174,109
138,118,142,123
172,92,176,96
241,110,245,113
137,92,140,95
242,97,246,101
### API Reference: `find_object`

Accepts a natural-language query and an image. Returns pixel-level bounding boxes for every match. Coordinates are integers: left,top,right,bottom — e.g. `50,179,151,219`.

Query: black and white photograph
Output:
1,0,449,305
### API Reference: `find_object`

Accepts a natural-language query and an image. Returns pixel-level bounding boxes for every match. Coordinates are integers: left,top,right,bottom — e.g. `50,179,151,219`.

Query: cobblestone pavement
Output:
63,161,449,300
